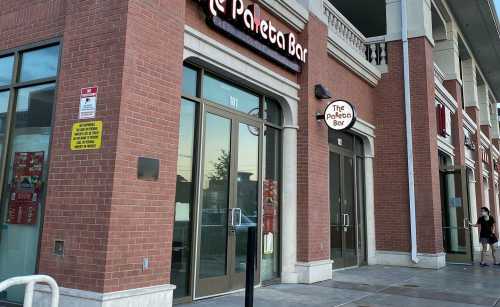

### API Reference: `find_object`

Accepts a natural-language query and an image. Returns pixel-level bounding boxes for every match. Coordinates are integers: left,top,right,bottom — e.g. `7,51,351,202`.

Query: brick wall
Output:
296,15,330,262
443,80,465,166
374,37,443,254
102,0,185,292
465,107,486,216
1,0,184,294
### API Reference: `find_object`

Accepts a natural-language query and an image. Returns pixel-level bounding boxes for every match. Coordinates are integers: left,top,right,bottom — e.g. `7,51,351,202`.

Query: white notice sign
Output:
79,86,98,119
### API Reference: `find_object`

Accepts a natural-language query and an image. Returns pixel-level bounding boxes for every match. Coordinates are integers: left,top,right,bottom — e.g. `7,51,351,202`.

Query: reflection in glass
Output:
199,113,231,279
264,98,282,126
0,83,55,303
19,45,60,82
203,74,260,117
330,152,342,264
182,66,197,97
0,91,9,171
172,99,197,298
261,127,281,281
235,123,259,273
0,56,14,86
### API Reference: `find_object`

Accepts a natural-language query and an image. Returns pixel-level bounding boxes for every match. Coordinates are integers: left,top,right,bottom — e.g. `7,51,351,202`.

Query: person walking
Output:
470,207,499,266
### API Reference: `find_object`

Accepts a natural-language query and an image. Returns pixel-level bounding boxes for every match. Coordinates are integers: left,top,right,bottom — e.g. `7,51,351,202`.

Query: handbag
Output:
489,234,499,245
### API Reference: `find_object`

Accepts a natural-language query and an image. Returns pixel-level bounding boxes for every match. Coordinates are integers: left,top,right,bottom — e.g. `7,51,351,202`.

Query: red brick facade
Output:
1,0,500,304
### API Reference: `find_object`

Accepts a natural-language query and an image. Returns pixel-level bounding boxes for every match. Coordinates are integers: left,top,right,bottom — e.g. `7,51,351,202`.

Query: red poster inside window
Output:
7,152,44,225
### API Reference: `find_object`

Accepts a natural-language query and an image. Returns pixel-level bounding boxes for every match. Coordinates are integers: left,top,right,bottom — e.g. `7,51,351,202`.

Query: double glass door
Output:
440,164,473,263
195,106,261,298
330,151,358,269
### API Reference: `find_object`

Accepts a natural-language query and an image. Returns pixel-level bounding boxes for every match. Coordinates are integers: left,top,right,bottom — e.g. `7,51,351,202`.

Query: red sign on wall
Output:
7,152,44,225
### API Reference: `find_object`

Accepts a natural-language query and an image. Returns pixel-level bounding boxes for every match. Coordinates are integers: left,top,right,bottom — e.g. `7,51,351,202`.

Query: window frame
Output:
174,63,284,301
0,38,62,275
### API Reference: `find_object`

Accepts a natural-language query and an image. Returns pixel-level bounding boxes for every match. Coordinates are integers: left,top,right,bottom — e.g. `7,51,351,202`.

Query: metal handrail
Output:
0,275,59,307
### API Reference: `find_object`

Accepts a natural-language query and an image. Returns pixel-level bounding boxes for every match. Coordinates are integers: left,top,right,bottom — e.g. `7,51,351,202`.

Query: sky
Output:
496,0,500,19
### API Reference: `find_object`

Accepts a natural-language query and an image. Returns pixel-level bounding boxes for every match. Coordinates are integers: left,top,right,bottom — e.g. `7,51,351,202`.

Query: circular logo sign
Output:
323,100,356,131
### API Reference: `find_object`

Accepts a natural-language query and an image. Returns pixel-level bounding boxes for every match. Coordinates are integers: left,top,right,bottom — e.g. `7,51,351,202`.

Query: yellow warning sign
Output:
71,121,102,150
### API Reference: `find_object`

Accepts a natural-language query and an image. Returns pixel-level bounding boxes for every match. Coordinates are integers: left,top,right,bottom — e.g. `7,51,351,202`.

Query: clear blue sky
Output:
496,0,500,18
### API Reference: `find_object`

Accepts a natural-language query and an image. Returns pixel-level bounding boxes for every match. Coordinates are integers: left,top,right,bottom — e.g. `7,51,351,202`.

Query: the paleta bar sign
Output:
198,0,308,72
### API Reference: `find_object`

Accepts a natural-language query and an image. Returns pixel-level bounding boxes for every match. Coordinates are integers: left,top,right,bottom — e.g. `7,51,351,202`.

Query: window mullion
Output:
0,51,21,206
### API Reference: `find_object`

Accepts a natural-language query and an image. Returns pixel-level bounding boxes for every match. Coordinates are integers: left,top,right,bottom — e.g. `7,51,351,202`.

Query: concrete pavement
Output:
181,264,500,307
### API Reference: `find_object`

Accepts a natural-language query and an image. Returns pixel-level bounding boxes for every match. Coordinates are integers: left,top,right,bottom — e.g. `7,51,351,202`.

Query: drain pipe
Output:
401,0,419,264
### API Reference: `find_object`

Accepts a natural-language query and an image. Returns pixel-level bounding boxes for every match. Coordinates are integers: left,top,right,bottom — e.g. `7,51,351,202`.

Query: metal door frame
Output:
440,164,473,264
193,104,263,299
329,144,361,269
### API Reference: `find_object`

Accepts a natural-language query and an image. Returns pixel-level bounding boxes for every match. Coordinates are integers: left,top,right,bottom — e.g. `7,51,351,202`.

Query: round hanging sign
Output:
323,100,357,131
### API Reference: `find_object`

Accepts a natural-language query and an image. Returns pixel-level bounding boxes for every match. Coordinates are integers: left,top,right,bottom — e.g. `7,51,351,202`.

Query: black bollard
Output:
245,226,257,307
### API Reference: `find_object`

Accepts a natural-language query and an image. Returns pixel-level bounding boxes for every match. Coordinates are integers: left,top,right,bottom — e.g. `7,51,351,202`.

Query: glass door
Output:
195,108,260,298
441,165,473,263
330,151,357,269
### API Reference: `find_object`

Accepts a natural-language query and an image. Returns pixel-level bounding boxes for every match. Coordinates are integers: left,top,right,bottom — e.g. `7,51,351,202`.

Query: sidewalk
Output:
181,264,500,307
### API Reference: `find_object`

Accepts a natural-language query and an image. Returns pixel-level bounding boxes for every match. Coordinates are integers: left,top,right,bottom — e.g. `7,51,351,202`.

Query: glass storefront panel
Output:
172,99,197,299
0,56,14,86
264,98,282,126
261,127,281,281
19,45,60,82
182,66,197,97
0,91,9,162
0,83,55,302
202,74,260,118
199,113,231,279
234,122,259,273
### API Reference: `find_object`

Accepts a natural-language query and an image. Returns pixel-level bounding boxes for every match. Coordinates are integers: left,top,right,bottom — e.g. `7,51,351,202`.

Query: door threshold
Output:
193,283,262,301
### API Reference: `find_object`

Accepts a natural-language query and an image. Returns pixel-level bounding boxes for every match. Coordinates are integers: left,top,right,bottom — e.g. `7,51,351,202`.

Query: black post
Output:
245,226,257,307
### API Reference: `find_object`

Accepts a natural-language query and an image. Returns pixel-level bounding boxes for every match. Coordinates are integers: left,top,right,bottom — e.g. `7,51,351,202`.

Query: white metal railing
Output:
0,275,59,307
323,0,366,55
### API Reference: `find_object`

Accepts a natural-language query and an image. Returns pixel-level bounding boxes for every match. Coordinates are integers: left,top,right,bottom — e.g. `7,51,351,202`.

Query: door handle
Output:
343,214,350,227
464,218,470,230
229,208,234,227
234,208,242,226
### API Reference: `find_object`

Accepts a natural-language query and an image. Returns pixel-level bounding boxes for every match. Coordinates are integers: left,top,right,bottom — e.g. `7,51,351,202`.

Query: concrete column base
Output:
296,259,333,284
375,251,446,269
33,284,175,307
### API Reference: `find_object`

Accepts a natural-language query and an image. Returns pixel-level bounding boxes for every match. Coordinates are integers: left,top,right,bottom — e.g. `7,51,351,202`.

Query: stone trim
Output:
258,0,309,31
296,259,333,284
327,32,382,87
34,284,175,307
480,131,491,148
463,111,478,133
435,80,458,113
438,135,456,158
374,251,446,269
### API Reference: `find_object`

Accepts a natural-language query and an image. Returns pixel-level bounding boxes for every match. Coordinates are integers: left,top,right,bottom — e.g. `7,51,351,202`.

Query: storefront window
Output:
173,64,283,299
0,56,14,86
262,126,281,282
202,74,260,117
19,45,60,82
172,99,197,299
0,43,59,304
182,66,197,97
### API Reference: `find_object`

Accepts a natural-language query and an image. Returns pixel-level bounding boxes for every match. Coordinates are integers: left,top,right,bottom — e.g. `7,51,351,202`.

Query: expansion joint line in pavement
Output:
333,276,418,307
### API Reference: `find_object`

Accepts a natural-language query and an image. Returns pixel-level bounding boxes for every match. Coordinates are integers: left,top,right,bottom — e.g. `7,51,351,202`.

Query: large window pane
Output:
0,83,55,303
261,126,281,281
0,91,10,168
199,113,231,279
0,56,14,86
203,74,260,117
172,99,197,299
19,45,60,82
264,98,282,126
182,66,197,97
